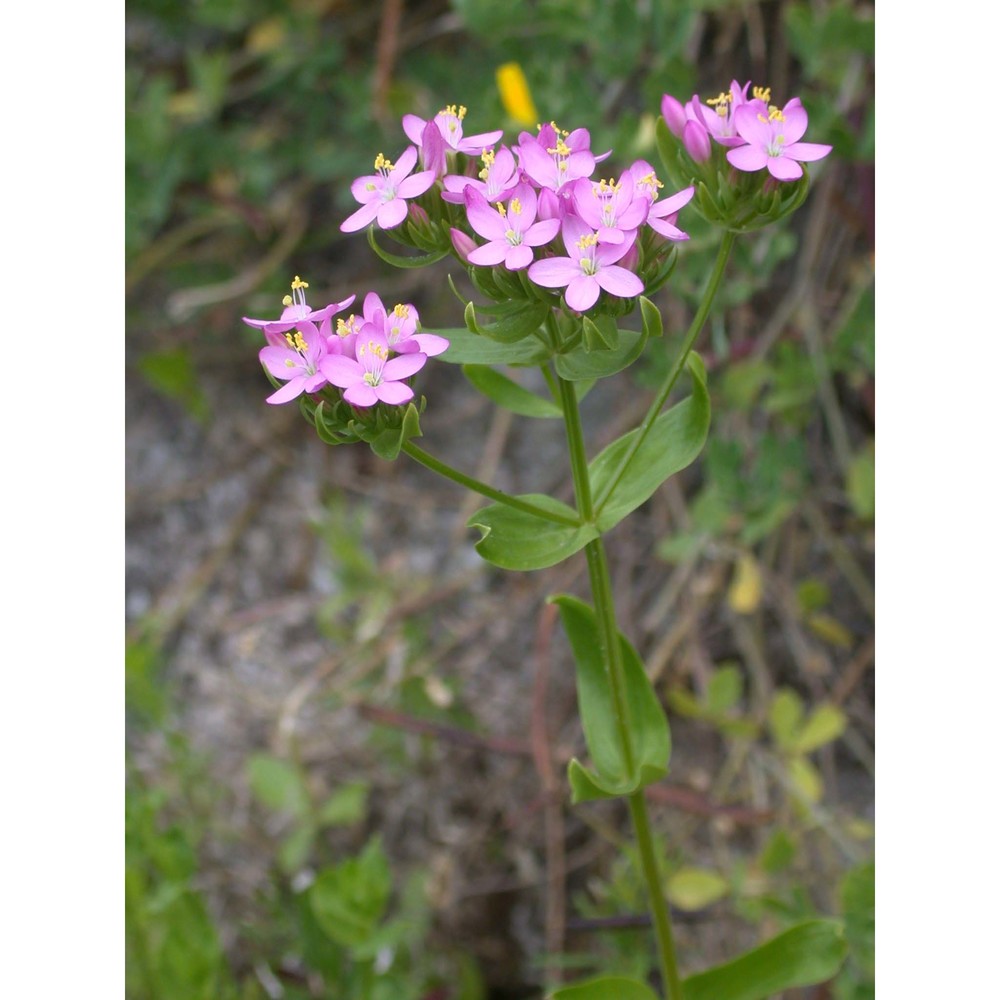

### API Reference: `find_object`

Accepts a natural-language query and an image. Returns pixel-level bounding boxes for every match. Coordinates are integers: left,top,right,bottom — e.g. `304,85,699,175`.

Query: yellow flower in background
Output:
496,62,538,127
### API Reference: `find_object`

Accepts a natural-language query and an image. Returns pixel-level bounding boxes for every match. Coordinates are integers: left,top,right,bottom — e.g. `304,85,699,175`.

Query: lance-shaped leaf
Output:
681,919,847,1000
462,365,563,418
552,595,670,802
438,326,551,366
468,497,597,571
555,327,648,381
591,354,710,531
366,225,449,268
549,976,659,1000
465,299,551,344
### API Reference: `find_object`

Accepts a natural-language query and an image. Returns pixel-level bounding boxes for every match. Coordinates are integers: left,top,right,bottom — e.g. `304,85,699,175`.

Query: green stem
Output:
401,441,581,527
559,376,683,998
594,230,737,515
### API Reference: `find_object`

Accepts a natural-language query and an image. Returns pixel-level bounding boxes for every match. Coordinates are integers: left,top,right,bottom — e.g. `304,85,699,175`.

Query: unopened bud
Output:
682,119,712,163
449,227,477,264
661,94,688,138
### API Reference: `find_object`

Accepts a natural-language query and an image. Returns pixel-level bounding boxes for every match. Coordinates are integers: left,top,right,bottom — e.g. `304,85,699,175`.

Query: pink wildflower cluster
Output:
341,105,698,313
243,278,447,407
661,81,831,181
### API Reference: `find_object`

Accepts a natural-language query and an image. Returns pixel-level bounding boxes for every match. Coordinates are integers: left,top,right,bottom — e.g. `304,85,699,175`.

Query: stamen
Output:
509,198,522,215
373,153,395,173
753,85,772,103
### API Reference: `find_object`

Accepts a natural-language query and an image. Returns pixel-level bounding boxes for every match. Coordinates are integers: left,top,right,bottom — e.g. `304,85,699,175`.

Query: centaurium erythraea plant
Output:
245,92,838,1000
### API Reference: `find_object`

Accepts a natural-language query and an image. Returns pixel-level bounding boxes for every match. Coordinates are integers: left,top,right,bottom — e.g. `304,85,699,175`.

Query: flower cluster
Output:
661,80,831,182
340,106,698,312
247,93,831,407
243,279,446,407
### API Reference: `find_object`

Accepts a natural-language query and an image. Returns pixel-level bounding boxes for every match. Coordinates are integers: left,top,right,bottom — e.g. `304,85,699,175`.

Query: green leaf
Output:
549,975,659,1000
591,355,711,531
582,314,620,351
364,401,423,461
137,348,209,423
847,441,875,521
366,225,449,268
318,780,369,827
793,703,848,754
438,326,551,366
468,497,597,571
667,867,729,911
555,328,647,380
278,824,316,874
768,688,805,751
553,595,670,802
247,754,309,818
639,296,663,340
682,919,847,1000
705,665,744,714
462,365,562,418
466,299,550,343
310,837,392,950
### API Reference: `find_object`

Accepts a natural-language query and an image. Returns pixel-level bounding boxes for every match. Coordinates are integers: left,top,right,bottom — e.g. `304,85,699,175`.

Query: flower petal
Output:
341,201,382,233
375,381,415,405
505,244,534,270
383,351,427,381
528,257,580,288
784,141,832,163
266,377,307,405
726,144,768,172
767,156,803,181
344,383,379,407
376,198,409,230
564,275,600,312
595,265,644,299
320,355,364,388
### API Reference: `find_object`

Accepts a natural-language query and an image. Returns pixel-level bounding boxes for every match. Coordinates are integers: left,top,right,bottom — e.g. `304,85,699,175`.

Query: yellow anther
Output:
282,295,293,306
597,178,621,194
768,105,785,122
576,233,599,250
373,153,395,172
707,91,731,107
284,330,308,352
440,104,467,120
481,149,496,168
291,275,309,290
392,304,410,318
753,85,772,103
336,315,359,337
497,203,507,217
509,198,522,215
639,171,663,193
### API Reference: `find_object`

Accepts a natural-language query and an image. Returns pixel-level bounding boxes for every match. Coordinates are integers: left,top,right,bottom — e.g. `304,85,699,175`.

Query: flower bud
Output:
407,202,430,228
682,119,712,163
449,227,477,264
661,93,688,138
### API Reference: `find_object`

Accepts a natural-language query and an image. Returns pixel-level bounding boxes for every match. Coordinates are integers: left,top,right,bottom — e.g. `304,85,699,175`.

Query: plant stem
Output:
559,376,683,998
594,230,737,515
401,441,580,527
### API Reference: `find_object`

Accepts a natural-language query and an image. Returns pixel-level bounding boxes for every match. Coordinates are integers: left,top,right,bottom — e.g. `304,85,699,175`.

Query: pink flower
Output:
359,292,450,357
321,328,427,408
516,122,605,193
464,183,561,271
727,97,832,181
243,276,355,334
626,164,695,241
258,320,331,405
442,146,521,205
528,215,644,312
403,105,503,159
341,147,437,233
571,171,649,245
690,80,753,147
